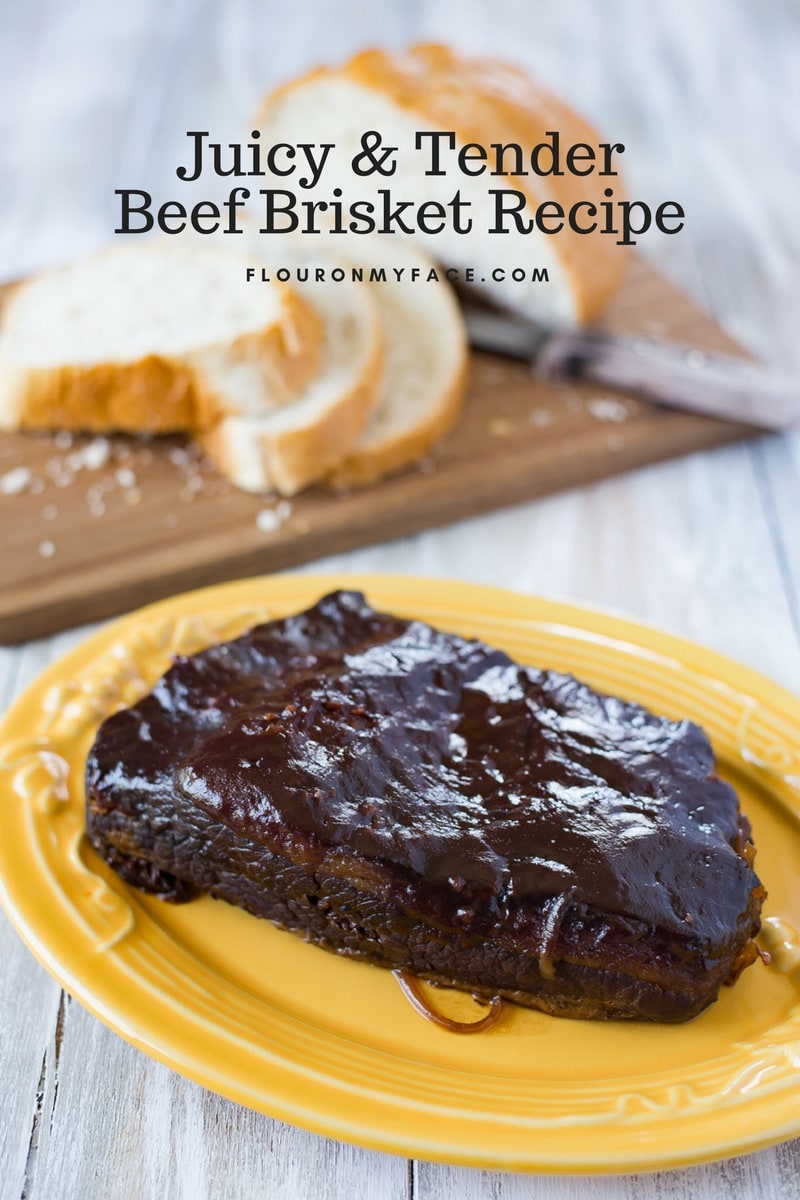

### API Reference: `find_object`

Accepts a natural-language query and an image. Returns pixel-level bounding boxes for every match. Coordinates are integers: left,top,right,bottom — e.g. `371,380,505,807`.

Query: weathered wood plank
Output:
24,999,408,1200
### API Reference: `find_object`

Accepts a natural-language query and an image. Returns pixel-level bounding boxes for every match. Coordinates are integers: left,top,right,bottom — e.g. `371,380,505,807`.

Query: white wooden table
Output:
2,1,799,1196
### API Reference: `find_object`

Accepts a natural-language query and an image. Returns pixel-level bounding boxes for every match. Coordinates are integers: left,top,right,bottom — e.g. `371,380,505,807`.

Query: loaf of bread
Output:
255,43,627,324
0,242,322,434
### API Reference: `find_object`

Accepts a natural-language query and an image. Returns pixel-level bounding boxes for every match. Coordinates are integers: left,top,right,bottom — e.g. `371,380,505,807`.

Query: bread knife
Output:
463,307,800,431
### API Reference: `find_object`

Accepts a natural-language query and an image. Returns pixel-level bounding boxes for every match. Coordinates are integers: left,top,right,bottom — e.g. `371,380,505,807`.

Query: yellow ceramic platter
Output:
1,573,800,1174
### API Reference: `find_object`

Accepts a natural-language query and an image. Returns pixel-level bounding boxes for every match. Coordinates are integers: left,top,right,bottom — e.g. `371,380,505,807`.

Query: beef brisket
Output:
85,590,764,1022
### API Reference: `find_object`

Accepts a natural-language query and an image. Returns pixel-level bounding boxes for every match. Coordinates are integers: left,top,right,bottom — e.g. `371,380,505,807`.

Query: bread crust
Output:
328,347,468,489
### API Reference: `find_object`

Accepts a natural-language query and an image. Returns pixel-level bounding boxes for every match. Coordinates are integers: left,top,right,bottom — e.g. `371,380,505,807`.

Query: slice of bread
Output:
0,242,322,434
327,237,468,488
256,43,626,325
200,245,383,495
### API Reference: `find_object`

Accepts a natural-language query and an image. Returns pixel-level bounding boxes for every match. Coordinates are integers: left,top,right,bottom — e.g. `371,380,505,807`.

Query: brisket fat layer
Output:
86,590,764,1023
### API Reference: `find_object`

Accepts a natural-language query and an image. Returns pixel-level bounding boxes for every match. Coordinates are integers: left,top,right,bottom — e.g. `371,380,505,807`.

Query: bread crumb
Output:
124,487,142,506
38,540,56,558
54,431,73,450
587,397,631,423
256,508,283,533
42,504,59,521
115,467,137,488
1,466,32,495
489,418,513,438
87,438,111,469
162,513,178,528
67,437,110,472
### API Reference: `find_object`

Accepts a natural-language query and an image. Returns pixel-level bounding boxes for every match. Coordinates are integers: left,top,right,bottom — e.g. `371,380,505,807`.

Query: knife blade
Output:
462,307,800,431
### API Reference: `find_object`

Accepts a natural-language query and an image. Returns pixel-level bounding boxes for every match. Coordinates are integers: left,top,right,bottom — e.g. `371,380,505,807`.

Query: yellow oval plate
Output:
2,574,800,1174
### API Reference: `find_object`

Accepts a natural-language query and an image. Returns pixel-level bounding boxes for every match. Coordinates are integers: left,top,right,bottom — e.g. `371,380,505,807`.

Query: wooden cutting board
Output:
0,257,759,644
